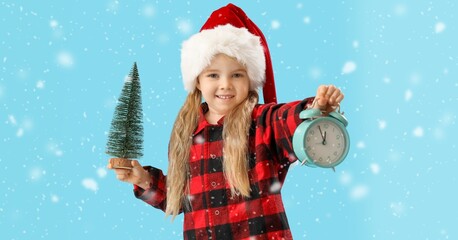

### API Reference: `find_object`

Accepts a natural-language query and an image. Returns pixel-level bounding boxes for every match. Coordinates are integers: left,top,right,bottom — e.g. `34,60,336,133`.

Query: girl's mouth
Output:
216,95,234,99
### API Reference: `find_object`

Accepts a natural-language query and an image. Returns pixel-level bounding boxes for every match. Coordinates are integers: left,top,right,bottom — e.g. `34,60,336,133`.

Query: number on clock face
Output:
304,120,346,167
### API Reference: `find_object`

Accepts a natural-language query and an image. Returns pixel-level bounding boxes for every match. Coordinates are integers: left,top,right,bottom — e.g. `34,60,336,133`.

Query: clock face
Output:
304,119,347,167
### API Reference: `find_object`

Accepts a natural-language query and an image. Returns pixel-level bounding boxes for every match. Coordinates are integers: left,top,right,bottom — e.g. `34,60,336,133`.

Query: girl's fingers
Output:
113,168,130,174
131,160,145,178
131,160,142,170
314,85,344,113
113,168,131,180
107,159,146,185
317,85,328,95
116,171,130,181
316,85,328,107
316,85,341,107
326,85,337,97
329,88,343,105
107,159,116,169
335,93,344,104
107,159,147,186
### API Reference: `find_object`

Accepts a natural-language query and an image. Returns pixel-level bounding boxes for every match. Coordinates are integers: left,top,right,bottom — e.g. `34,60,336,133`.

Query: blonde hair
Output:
166,90,259,218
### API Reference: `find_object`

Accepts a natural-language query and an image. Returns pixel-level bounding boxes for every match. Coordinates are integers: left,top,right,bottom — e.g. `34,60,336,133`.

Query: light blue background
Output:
1,1,456,239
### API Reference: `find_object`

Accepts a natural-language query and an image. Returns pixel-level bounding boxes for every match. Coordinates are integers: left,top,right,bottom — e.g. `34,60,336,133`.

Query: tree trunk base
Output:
110,158,133,169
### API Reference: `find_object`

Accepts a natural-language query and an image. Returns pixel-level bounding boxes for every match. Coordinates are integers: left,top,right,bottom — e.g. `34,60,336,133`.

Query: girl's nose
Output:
219,77,232,90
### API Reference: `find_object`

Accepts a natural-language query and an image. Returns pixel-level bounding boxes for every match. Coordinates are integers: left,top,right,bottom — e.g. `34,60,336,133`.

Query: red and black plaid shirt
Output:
134,97,314,240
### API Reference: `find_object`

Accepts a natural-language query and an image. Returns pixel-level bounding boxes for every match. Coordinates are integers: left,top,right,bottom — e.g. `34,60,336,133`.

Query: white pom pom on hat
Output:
180,3,277,104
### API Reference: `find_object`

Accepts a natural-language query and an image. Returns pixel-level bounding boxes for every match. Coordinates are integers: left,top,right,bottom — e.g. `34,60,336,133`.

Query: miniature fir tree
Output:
106,62,144,169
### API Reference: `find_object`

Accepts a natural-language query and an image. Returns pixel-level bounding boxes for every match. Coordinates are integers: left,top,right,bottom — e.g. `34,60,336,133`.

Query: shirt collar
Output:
194,103,225,135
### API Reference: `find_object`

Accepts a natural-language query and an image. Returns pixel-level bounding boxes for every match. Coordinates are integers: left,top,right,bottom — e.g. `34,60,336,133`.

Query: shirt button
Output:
211,182,217,187
214,210,220,215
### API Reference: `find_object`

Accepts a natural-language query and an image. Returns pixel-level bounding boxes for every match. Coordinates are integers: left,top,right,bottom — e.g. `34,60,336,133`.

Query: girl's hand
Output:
107,159,151,190
313,85,344,114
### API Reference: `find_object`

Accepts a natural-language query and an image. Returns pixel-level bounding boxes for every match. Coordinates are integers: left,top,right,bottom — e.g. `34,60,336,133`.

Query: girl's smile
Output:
216,95,234,99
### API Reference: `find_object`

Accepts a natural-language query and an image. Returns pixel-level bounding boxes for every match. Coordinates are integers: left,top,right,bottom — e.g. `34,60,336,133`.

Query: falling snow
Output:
97,168,108,178
341,61,357,74
50,194,60,203
57,51,74,68
82,178,98,192
350,185,369,200
269,180,282,193
303,16,311,24
412,126,424,137
370,163,380,174
404,89,413,101
271,20,281,29
177,19,193,35
435,22,446,33
142,5,156,18
1,1,456,240
36,80,45,89
378,119,387,130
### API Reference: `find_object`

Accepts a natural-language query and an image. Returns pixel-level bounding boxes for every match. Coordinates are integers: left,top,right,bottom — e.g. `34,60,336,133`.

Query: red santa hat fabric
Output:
180,3,277,104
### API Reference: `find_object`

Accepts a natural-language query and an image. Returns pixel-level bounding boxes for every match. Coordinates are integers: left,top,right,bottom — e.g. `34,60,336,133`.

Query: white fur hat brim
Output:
180,24,266,93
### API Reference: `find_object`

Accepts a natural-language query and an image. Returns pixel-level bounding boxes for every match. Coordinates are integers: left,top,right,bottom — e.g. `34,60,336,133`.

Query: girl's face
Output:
197,54,250,122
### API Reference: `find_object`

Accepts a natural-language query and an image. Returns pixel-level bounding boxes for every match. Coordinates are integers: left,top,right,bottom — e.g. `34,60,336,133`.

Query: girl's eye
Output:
207,73,218,78
233,73,244,78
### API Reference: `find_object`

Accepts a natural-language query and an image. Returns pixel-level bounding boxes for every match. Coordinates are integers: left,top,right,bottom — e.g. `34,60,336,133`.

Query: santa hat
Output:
180,3,277,104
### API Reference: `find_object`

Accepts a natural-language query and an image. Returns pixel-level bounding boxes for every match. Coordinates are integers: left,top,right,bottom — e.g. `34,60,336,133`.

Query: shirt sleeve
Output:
254,97,315,164
133,166,168,212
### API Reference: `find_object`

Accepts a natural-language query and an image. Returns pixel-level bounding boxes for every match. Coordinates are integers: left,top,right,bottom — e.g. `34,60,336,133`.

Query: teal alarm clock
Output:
292,107,350,169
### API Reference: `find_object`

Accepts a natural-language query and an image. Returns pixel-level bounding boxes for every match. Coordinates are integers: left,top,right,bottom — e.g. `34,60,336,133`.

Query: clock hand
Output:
318,125,325,142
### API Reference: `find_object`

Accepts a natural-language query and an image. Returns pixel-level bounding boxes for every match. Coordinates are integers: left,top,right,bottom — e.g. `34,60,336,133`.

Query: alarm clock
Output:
292,107,350,169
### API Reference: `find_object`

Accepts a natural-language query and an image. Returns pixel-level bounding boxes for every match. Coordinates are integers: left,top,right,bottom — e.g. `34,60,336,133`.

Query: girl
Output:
108,4,344,240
